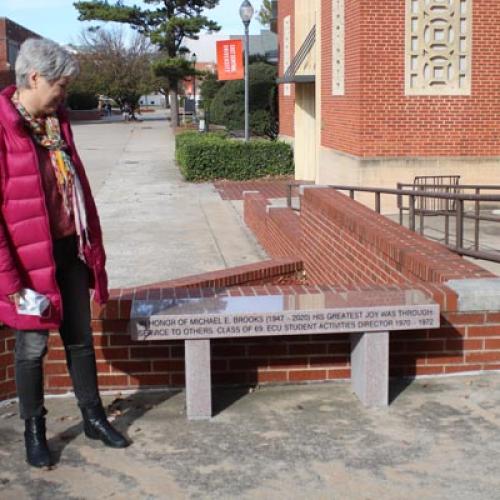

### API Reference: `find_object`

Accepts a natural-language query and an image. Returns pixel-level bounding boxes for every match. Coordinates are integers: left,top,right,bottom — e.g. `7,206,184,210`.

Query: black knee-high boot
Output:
81,404,129,448
15,359,51,467
24,415,52,467
65,345,129,448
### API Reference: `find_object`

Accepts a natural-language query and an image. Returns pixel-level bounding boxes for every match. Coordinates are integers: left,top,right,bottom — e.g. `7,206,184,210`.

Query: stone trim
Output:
332,0,345,95
445,278,500,312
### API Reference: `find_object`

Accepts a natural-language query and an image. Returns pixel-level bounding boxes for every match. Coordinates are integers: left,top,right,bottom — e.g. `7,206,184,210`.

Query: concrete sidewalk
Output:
73,110,267,289
1,374,500,499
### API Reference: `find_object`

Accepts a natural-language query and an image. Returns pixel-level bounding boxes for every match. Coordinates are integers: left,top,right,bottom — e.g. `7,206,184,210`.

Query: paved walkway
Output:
1,374,500,499
73,110,266,289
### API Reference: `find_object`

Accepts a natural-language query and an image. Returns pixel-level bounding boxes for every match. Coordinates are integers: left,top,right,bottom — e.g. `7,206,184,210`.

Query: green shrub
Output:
199,72,224,111
209,62,278,138
175,131,293,181
66,91,98,110
250,109,278,139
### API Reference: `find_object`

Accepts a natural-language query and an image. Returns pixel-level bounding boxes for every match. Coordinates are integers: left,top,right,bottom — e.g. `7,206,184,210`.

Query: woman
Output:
0,38,129,468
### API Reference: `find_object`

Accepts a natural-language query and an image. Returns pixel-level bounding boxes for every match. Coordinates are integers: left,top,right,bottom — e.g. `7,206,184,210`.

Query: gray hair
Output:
15,38,80,88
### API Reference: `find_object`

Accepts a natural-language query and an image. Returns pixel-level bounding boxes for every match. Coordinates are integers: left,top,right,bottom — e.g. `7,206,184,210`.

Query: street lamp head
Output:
191,52,197,63
239,0,254,26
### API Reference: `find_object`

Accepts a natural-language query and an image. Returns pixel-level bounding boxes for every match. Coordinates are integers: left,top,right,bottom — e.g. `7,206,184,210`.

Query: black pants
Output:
14,236,101,419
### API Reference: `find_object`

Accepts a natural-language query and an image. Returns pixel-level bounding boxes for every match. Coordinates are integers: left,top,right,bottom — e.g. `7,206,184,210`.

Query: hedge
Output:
175,131,294,181
66,91,98,110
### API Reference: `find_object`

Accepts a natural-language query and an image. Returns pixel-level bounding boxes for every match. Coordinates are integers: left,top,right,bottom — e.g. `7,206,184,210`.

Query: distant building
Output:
0,18,42,89
230,29,278,63
139,92,167,107
181,61,216,106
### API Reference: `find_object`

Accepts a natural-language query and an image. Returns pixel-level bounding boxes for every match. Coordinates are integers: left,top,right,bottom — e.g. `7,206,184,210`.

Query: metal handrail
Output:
398,183,500,190
286,183,500,264
326,185,500,201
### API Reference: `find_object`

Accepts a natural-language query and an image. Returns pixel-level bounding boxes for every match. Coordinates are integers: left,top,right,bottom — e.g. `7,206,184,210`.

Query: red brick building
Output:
0,17,41,90
276,1,500,204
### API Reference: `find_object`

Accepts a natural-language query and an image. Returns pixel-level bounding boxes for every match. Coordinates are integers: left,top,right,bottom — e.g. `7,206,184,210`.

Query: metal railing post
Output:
397,183,403,225
456,199,464,250
418,187,424,235
409,195,416,232
474,188,480,251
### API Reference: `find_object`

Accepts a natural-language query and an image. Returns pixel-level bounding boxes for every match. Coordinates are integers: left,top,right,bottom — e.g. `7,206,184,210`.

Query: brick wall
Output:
0,331,15,400
277,1,500,157
68,110,102,121
0,70,15,89
300,188,492,287
244,192,301,258
0,18,41,71
278,0,295,138
0,19,9,72
0,258,305,401
362,0,500,157
320,0,363,155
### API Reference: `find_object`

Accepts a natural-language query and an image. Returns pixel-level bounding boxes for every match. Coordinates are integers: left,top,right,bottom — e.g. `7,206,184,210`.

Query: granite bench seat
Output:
129,289,440,420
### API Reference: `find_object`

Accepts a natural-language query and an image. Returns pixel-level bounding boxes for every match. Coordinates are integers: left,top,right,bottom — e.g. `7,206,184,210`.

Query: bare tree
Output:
73,27,156,110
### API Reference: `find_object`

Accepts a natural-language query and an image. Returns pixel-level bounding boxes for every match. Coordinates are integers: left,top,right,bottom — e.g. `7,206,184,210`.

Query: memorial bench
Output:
129,289,440,420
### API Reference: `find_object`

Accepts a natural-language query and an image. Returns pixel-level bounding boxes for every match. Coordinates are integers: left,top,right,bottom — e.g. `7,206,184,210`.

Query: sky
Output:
1,0,266,60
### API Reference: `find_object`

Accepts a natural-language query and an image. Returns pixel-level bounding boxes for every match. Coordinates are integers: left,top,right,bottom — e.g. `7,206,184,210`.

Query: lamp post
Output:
239,0,254,141
191,52,197,121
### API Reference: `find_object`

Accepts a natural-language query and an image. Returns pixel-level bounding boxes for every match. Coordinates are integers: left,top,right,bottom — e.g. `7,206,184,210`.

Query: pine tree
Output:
256,0,273,27
74,0,220,126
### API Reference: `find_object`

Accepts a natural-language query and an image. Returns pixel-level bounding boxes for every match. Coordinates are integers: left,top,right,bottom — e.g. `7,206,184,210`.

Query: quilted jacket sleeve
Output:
0,125,23,297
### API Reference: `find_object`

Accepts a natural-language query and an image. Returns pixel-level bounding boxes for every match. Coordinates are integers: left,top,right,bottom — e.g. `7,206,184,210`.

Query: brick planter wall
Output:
243,187,500,377
0,258,304,401
68,110,102,121
2,188,499,403
0,331,15,400
244,192,301,258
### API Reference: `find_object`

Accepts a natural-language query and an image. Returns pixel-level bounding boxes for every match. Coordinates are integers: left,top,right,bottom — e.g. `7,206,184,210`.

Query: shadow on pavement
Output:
212,386,251,417
389,377,414,404
48,390,179,464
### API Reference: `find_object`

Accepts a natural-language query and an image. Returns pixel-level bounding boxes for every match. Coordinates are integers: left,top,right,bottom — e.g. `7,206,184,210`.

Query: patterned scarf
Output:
12,92,90,260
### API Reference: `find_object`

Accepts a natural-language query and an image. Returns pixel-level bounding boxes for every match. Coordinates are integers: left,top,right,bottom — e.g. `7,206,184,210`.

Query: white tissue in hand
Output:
16,288,50,316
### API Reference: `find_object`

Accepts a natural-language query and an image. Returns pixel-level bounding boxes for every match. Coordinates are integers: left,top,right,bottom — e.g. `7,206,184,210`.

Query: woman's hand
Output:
7,291,22,307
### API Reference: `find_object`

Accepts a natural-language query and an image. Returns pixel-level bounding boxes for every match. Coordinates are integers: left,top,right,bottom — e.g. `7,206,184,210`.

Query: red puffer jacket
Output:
0,85,109,330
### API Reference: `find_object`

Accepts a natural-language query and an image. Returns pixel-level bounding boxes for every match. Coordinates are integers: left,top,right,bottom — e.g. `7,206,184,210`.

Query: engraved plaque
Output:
129,290,440,341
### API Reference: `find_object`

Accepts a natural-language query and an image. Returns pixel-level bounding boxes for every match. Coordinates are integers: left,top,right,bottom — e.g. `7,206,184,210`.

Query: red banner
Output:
216,40,244,81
